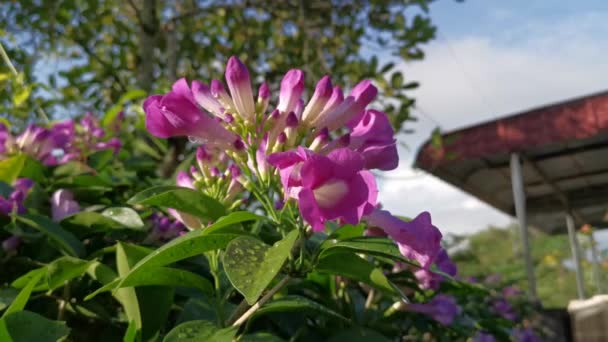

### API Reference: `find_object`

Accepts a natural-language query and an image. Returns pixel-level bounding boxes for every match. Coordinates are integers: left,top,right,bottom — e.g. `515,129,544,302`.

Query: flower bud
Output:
225,56,256,122
277,69,304,114
301,75,333,125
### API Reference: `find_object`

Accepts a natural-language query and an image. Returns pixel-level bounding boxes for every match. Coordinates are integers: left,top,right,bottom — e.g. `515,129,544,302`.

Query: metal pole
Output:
589,233,603,294
510,153,537,301
566,213,585,299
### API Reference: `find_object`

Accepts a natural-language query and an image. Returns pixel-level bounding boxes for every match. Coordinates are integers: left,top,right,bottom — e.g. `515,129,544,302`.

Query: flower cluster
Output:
0,112,121,165
142,56,454,292
145,212,187,243
0,178,34,216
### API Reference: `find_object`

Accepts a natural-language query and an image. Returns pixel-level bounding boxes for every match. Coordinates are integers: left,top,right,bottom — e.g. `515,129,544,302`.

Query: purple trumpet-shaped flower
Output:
146,213,186,243
406,295,461,325
0,178,34,216
349,110,398,171
51,189,81,222
169,171,203,230
311,80,378,131
413,248,457,289
277,69,305,114
473,332,496,342
268,147,377,231
225,56,256,122
2,235,20,255
366,210,442,269
512,328,539,342
301,76,333,125
493,298,517,321
191,81,225,118
143,78,238,148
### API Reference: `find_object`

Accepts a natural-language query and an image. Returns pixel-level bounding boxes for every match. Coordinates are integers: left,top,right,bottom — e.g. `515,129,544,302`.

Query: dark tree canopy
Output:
1,0,437,131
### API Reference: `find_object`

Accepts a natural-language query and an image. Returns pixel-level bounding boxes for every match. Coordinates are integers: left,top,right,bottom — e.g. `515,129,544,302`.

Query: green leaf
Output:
85,266,212,301
115,242,143,333
320,237,407,262
223,230,299,305
128,186,226,221
13,85,32,107
390,72,404,89
252,295,348,322
201,211,266,235
102,89,146,127
118,211,263,287
163,320,236,342
19,156,45,183
116,243,175,342
0,154,26,184
0,288,19,312
10,269,46,291
315,252,397,294
2,271,43,318
88,150,114,170
62,210,145,233
46,257,94,290
101,207,144,229
0,310,70,342
240,333,284,342
123,320,137,342
15,214,85,257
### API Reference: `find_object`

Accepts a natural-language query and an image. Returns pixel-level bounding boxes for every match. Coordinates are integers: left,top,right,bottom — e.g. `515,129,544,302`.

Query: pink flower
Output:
407,295,461,325
169,171,203,230
301,75,333,125
277,69,305,114
366,210,442,268
2,235,20,255
143,78,238,147
268,148,377,231
225,56,256,121
191,81,224,118
51,189,81,222
349,109,398,171
312,80,378,131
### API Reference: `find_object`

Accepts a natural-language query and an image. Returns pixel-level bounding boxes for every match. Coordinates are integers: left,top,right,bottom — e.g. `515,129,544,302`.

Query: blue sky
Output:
378,0,608,234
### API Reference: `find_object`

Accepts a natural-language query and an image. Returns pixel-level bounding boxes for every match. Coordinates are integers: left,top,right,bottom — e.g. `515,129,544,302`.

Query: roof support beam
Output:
510,153,537,301
566,212,586,299
520,155,586,224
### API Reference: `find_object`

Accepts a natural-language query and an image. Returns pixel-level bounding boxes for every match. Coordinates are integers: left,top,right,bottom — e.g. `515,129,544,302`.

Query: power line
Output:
436,31,499,116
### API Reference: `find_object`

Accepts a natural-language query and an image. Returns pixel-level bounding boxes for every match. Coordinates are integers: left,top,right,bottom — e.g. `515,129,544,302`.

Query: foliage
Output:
1,0,436,131
452,226,603,308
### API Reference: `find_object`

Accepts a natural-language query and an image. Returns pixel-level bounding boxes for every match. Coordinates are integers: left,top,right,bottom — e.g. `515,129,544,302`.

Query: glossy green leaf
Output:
0,288,19,312
2,271,43,318
240,333,285,342
15,214,85,257
62,210,145,233
252,295,348,322
101,207,144,229
224,230,298,305
320,237,407,262
123,320,137,342
163,320,236,342
118,211,264,287
115,242,143,333
315,252,396,294
19,156,45,183
0,154,26,184
0,310,70,342
128,186,226,221
86,266,212,301
46,256,94,290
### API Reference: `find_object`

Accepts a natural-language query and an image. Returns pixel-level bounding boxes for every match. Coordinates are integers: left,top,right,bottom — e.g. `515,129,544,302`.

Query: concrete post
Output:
510,153,537,301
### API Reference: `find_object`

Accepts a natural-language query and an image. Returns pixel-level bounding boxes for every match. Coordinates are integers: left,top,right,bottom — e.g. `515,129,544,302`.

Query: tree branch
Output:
232,276,290,327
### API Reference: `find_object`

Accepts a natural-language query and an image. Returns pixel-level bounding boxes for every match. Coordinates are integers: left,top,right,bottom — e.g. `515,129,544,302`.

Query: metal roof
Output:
414,91,608,234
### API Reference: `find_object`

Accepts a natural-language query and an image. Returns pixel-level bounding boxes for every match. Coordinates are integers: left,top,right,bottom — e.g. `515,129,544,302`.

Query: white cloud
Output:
377,10,608,235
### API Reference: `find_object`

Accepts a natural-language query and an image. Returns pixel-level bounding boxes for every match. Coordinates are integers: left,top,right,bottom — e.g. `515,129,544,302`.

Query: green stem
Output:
209,250,224,327
0,41,49,123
